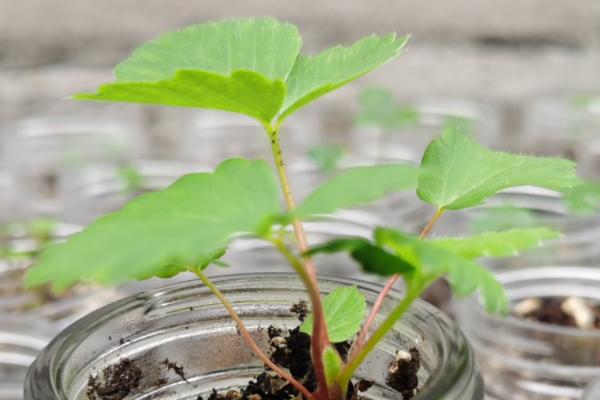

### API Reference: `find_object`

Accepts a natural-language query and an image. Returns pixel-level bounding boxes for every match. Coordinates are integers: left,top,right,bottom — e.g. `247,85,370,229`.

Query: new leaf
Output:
301,286,366,343
26,159,280,291
418,127,582,210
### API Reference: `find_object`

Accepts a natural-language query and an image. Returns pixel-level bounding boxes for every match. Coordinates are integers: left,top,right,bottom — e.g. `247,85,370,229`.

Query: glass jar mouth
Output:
461,266,600,338
26,273,480,400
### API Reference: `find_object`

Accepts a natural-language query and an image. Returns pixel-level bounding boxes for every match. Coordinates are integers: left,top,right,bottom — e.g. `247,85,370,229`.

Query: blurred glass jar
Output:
0,220,121,328
26,274,484,400
350,96,501,164
432,187,600,267
0,316,54,400
454,266,600,400
178,109,320,166
58,159,207,225
520,96,600,161
1,106,145,218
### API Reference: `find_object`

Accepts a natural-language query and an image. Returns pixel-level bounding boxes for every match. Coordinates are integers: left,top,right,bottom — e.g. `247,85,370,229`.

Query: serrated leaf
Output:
432,228,560,259
296,163,418,218
115,17,302,82
322,346,344,387
418,127,582,210
278,34,409,121
75,70,286,124
301,286,366,343
26,159,280,291
374,228,508,314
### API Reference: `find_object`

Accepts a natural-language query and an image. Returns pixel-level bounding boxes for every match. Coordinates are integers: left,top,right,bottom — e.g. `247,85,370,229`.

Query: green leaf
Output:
114,17,302,82
355,87,419,132
75,70,286,124
307,146,345,173
26,159,280,291
322,346,344,387
374,228,508,314
296,163,418,218
301,286,366,343
417,127,582,210
307,238,415,277
431,228,560,259
564,181,600,215
279,34,409,121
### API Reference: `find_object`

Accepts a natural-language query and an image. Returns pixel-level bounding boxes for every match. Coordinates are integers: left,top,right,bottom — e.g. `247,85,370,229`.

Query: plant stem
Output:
349,208,445,359
191,267,314,400
266,125,331,398
338,286,421,388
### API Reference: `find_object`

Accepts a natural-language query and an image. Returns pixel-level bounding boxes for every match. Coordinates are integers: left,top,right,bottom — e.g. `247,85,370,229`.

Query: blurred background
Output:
1,1,600,399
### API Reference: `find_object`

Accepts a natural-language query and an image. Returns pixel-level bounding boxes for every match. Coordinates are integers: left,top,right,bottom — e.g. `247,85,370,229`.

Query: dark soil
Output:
87,358,143,400
290,300,309,322
162,358,189,383
514,296,600,330
386,348,420,399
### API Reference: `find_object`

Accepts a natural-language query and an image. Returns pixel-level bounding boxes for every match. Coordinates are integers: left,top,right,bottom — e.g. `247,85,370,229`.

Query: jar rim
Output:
26,272,480,400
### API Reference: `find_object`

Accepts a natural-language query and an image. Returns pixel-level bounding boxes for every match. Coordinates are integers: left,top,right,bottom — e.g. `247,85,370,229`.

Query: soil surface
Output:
86,300,422,400
87,358,143,400
513,296,600,330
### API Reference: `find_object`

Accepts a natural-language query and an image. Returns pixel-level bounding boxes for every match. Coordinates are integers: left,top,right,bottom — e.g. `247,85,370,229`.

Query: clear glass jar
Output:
350,97,501,164
454,266,600,400
178,110,320,166
520,96,600,161
57,159,208,224
0,316,55,400
1,110,144,218
432,187,600,267
25,274,484,400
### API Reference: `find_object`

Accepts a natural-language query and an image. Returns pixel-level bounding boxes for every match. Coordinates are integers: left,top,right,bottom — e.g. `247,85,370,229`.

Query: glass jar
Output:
350,97,501,164
454,266,600,400
58,159,208,224
0,316,55,400
178,110,320,167
1,110,144,218
26,274,484,400
520,96,600,161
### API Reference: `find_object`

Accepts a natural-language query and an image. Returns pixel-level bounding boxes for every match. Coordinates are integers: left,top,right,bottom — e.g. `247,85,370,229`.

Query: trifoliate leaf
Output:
26,159,280,291
296,163,418,218
75,70,286,124
322,346,344,387
76,18,407,125
431,228,560,259
301,286,366,343
278,34,409,120
307,146,345,173
418,127,582,210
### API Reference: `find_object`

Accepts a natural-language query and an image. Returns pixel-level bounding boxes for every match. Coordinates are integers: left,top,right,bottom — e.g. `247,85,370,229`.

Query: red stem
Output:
349,208,444,359
192,269,314,400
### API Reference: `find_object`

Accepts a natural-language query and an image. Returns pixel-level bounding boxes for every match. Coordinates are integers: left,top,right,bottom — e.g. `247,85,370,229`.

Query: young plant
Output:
25,18,583,400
